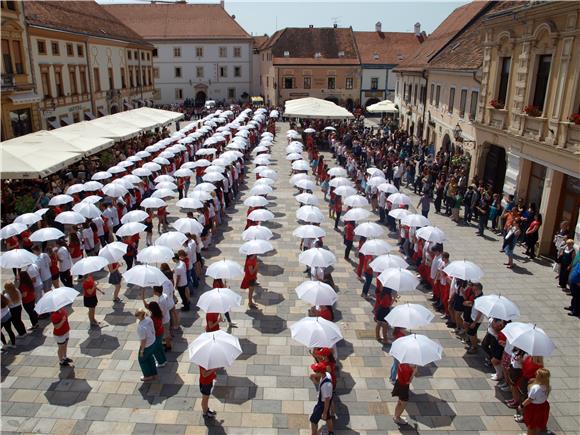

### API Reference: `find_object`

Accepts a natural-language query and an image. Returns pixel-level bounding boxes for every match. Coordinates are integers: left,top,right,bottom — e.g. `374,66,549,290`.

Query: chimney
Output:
309,24,314,28
414,22,421,36
375,21,382,32
220,0,225,8
333,24,337,28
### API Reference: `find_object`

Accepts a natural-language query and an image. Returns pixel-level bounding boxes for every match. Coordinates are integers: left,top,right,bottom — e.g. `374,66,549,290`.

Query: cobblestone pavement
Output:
1,122,578,434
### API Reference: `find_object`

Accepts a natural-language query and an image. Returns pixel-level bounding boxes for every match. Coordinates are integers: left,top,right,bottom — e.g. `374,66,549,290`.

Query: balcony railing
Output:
1,74,15,89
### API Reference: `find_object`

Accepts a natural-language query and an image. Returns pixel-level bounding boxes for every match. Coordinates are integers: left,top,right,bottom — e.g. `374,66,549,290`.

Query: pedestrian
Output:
374,287,394,343
123,236,137,270
205,310,221,332
392,362,417,425
199,365,218,418
309,362,335,435
173,252,190,311
556,239,575,289
524,213,542,259
463,282,484,354
143,300,167,368
49,248,60,289
51,306,72,367
343,220,354,260
83,273,104,327
108,260,123,303
144,210,154,247
18,271,39,330
417,189,430,218
476,193,490,237
31,245,52,293
1,295,16,350
522,368,551,435
504,221,521,269
241,254,258,309
160,263,180,332
68,231,83,264
389,328,407,383
56,239,73,287
135,308,158,382
3,283,26,336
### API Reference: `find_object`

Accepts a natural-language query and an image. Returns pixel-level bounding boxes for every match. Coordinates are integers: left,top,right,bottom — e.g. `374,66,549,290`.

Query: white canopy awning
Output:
366,100,398,114
53,119,140,142
131,107,184,125
109,110,160,130
284,97,354,119
9,92,42,104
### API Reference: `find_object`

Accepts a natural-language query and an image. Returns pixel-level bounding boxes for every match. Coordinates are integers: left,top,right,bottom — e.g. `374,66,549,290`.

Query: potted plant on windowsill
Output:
569,113,580,125
489,99,504,109
523,105,541,117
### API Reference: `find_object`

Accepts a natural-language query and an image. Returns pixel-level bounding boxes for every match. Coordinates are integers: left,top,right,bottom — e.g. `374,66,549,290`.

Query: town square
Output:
0,1,579,434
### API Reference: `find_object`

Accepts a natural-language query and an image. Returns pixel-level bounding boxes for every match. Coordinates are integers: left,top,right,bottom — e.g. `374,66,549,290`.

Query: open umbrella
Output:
387,192,412,207
334,186,357,197
290,173,311,185
121,210,149,224
402,214,431,228
172,218,203,235
132,168,153,177
360,239,393,256
188,190,212,202
155,181,178,191
295,193,319,206
152,189,178,199
71,256,109,276
389,334,443,366
174,168,194,178
293,225,326,239
137,245,175,264
290,317,343,348
367,176,385,187
295,281,337,306
292,160,310,171
14,213,41,226
344,195,370,208
197,288,242,313
30,227,65,242
329,177,353,188
83,181,104,192
473,294,520,321
34,287,78,315
304,128,316,134
188,330,242,369
0,223,28,240
247,209,275,222
367,168,383,177
55,211,86,225
141,197,167,209
502,322,555,357
206,259,244,280
116,222,146,237
142,162,162,172
354,222,384,239
102,183,128,198
176,198,204,210
195,182,217,192
239,239,273,255
98,242,127,263
416,226,447,243
328,167,347,177
249,185,273,196
385,304,434,329
342,207,371,222
370,254,409,272
443,260,484,282
91,171,112,181
244,196,269,207
388,209,411,220
242,225,273,241
286,153,303,161
378,183,399,194
123,265,169,287
72,202,101,219
378,268,419,292
299,247,336,268
295,179,316,191
65,184,85,195
155,232,188,251
81,195,103,205
296,206,324,223
0,249,37,268
255,177,275,186
48,194,74,206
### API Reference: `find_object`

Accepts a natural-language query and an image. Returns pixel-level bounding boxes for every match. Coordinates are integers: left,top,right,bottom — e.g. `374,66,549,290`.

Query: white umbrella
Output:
142,162,162,172
172,218,203,235
108,165,125,174
91,171,112,181
260,169,278,180
290,173,311,185
70,256,109,276
388,192,412,207
252,165,268,174
402,214,431,228
286,153,303,161
83,181,104,192
328,167,347,177
247,209,275,222
72,202,101,219
385,304,434,329
141,197,167,209
121,210,149,224
502,323,555,357
48,194,74,206
34,287,78,315
102,183,128,198
367,168,384,177
14,213,42,226
378,183,399,194
55,211,86,225
34,208,49,217
443,260,484,282
81,195,103,204
174,168,194,178
195,182,217,192
65,184,85,195
254,156,271,166
137,245,175,264
244,196,269,207
0,249,37,268
123,265,169,287
388,209,411,220
286,144,303,154
296,206,324,223
329,177,352,188
378,268,419,292
299,247,336,268
367,176,385,187
324,126,336,131
389,334,443,366
153,157,171,166
355,222,384,238
188,190,212,202
290,317,343,348
295,179,316,191
206,259,244,280
197,288,242,313
116,222,146,237
342,207,371,222
473,295,520,321
152,189,178,199
155,232,188,251
0,223,27,239
188,330,242,369
416,226,447,243
334,186,357,197
29,227,65,242
98,242,127,263
293,225,326,239
239,239,273,255
254,178,275,186
176,198,204,210
344,195,369,208
360,239,393,256
304,128,316,134
136,151,151,159
190,159,211,168
370,254,409,272
242,225,273,241
155,181,178,191
295,193,319,206
132,168,153,177
295,281,337,306
203,172,225,183
292,160,310,171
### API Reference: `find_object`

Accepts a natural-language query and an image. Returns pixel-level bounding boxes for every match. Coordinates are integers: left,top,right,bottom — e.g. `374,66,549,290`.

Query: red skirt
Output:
523,401,550,430
240,273,256,289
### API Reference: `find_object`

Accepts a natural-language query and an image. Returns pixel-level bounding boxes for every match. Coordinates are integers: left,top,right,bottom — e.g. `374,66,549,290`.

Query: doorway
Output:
483,144,507,192
195,91,207,108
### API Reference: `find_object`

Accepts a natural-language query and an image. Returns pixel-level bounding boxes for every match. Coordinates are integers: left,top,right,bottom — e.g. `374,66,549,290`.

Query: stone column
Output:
504,151,523,196
538,168,565,254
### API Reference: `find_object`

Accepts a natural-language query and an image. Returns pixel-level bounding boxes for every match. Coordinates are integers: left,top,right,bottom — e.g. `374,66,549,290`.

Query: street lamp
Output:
453,123,462,141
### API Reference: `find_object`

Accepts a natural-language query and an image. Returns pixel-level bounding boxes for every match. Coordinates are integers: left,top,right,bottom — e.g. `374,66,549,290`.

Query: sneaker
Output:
500,384,511,391
491,374,500,381
64,357,73,363
59,360,71,367
228,322,238,328
156,362,167,368
28,324,40,331
393,416,408,425
203,409,217,418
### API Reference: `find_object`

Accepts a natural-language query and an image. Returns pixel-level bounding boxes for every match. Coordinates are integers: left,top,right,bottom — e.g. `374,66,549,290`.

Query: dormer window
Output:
338,51,345,57
314,52,321,58
283,51,290,57
373,53,379,60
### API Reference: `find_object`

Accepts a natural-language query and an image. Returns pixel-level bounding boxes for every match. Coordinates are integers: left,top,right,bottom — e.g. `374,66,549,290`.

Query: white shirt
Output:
318,372,333,400
186,240,197,269
57,246,72,272
528,384,548,404
36,252,52,281
92,217,105,236
137,317,156,348
27,263,43,290
5,288,22,308
107,206,119,226
174,261,188,287
82,227,95,250
156,293,171,324
431,255,442,280
161,280,176,309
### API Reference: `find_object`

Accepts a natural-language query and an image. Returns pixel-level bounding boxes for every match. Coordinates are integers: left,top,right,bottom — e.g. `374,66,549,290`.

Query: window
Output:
77,44,83,57
396,80,399,95
413,84,418,105
6,1,16,10
346,77,353,89
370,78,378,90
72,112,80,123
94,67,101,92
459,89,467,117
304,76,311,89
10,109,32,138
147,67,151,85
51,41,59,56
173,47,181,57
79,69,87,94
108,67,114,89
219,66,227,77
66,43,74,56
435,85,441,107
234,66,241,77
152,48,158,57
283,76,294,89
142,67,146,86
228,88,235,99
120,67,126,88
69,68,77,94
196,66,203,78
430,83,435,104
175,88,183,99
532,54,551,111
141,52,144,60
55,70,64,97
128,50,132,60
37,40,46,55
233,47,241,57
196,47,203,57
154,67,159,79
174,67,182,78
327,77,336,89
129,68,134,88
12,40,23,74
448,87,455,113
134,50,138,59
219,47,227,58
469,91,478,120
496,56,511,106
41,71,51,98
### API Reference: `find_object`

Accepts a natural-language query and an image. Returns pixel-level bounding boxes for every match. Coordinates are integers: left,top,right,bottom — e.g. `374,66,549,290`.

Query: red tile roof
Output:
102,3,251,40
253,36,269,50
354,31,421,65
24,1,152,46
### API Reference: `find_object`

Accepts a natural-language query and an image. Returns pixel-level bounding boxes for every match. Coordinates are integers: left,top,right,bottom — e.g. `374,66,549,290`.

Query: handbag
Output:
552,262,561,273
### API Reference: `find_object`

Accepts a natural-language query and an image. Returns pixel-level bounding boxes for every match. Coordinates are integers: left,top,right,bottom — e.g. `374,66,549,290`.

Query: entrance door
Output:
195,91,206,108
483,144,507,192
554,175,580,255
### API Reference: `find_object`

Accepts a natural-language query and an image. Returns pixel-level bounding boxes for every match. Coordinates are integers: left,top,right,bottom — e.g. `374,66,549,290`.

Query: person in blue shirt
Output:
566,259,580,317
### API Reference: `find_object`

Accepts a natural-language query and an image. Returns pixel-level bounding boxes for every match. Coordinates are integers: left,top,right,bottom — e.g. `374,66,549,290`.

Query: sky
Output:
98,0,470,36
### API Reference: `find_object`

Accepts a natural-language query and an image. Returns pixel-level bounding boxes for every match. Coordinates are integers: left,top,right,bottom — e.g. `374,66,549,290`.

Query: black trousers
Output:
59,270,73,287
1,318,15,345
344,240,353,258
10,305,26,336
176,285,190,309
23,301,38,327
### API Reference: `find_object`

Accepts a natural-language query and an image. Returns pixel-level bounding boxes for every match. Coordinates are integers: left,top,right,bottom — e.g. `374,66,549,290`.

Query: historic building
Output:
1,0,41,140
475,1,580,252
105,1,252,106
259,26,361,109
24,1,155,130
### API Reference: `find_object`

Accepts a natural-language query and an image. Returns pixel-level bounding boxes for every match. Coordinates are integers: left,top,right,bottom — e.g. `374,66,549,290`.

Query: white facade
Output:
360,66,397,106
152,40,252,105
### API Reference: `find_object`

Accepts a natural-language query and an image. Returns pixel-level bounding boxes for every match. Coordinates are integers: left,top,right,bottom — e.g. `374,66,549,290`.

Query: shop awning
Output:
366,100,398,113
47,119,59,130
60,116,73,126
56,119,140,142
284,97,354,119
98,108,107,117
84,111,95,120
130,107,184,126
9,92,42,104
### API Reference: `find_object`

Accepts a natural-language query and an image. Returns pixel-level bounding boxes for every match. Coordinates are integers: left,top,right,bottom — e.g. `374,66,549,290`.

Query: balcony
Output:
565,123,580,153
522,114,548,142
488,107,508,130
1,74,15,89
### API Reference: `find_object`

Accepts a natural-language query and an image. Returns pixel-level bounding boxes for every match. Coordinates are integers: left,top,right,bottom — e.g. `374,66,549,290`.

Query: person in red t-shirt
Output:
241,254,258,309
199,365,218,418
205,312,221,332
374,288,395,343
83,274,104,327
51,307,72,367
344,220,355,260
392,362,417,425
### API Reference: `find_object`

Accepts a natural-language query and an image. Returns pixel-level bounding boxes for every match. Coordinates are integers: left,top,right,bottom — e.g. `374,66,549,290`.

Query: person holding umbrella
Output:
135,308,158,382
83,273,104,327
309,362,335,435
241,254,258,309
392,362,417,425
199,365,218,418
51,305,72,367
18,270,39,330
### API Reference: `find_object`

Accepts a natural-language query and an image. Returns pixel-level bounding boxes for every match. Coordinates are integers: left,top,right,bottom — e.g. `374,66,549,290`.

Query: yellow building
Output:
475,1,580,252
1,0,41,140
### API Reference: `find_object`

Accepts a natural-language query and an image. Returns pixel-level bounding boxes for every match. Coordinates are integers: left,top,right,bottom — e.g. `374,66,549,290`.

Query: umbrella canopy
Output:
342,207,371,222
290,173,311,185
249,185,273,196
30,227,65,242
72,202,101,219
360,239,393,256
195,182,218,192
473,294,520,321
239,239,273,255
402,214,431,228
292,160,310,171
296,206,324,223
385,304,434,329
197,288,242,313
174,168,194,178
155,231,188,251
242,225,273,241
152,189,178,199
49,194,74,206
416,226,447,243
171,218,203,235
206,259,244,280
247,209,275,222
123,265,169,287
293,225,326,239
55,211,86,225
0,222,27,239
329,177,352,188
14,213,42,226
155,181,178,191
244,196,269,207
121,210,149,224
0,249,37,268
155,175,176,184
102,183,128,198
137,245,175,264
444,260,484,282
65,183,85,195
188,330,242,369
295,179,316,191
370,254,409,272
389,334,443,366
91,171,112,181
188,190,213,202
388,192,412,207
378,183,399,194
295,193,319,206
367,176,385,187
83,180,104,192
327,167,347,177
34,287,78,315
290,317,343,348
502,323,555,357
304,128,316,133
354,222,384,239
378,268,419,292
116,222,146,237
299,247,336,268
176,198,204,210
81,195,103,204
286,152,303,161
202,172,225,183
259,169,278,180
344,195,369,208
388,209,411,220
132,168,153,177
334,186,357,197
295,281,337,306
98,242,127,263
367,100,399,113
255,177,275,186
141,197,167,209
71,256,109,276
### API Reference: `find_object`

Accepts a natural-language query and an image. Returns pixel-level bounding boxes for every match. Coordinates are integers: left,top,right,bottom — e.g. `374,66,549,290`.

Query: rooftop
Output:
354,31,421,65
